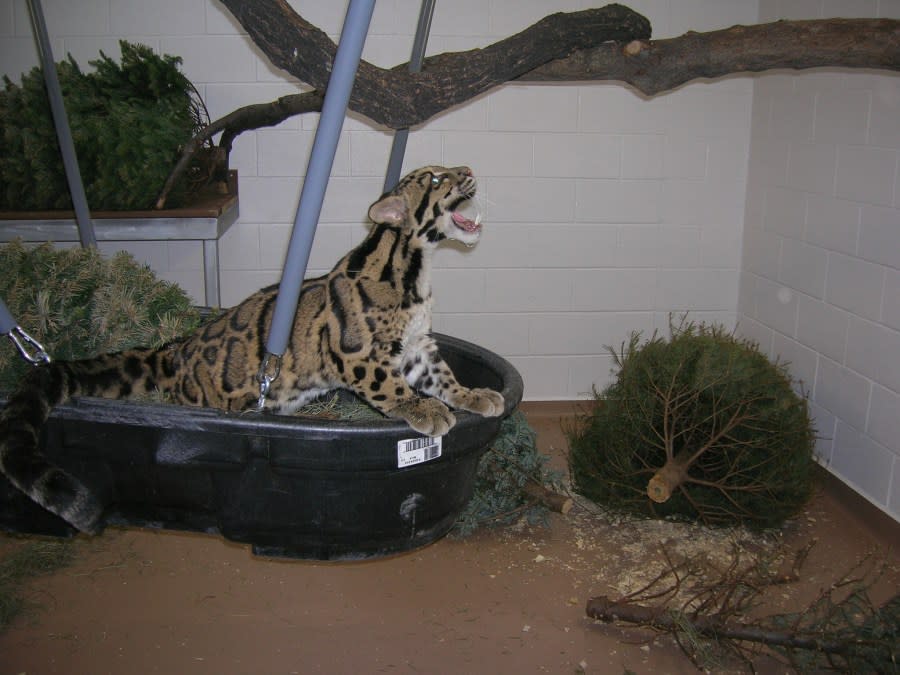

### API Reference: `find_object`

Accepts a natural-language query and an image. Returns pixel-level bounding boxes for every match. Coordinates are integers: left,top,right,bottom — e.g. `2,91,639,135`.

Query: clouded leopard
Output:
0,165,504,534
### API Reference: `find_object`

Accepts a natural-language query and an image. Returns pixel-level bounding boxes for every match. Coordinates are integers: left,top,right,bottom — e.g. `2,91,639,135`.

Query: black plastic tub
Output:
0,334,523,560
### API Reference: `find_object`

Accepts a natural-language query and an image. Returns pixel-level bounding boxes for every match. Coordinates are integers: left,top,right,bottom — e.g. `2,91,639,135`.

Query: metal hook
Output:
7,326,51,365
255,352,282,410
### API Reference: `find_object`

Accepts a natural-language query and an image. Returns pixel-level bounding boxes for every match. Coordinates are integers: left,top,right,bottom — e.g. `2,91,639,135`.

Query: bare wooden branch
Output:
218,2,899,129
522,481,573,515
586,595,854,653
587,591,900,667
523,18,900,94
218,1,652,128
157,90,323,207
585,544,899,671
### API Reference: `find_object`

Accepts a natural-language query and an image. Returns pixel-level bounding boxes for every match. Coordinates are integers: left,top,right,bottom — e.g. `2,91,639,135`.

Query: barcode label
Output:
397,435,442,468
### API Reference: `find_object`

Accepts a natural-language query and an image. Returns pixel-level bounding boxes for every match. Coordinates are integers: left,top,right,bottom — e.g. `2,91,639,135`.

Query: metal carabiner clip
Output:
255,352,282,411
7,326,51,365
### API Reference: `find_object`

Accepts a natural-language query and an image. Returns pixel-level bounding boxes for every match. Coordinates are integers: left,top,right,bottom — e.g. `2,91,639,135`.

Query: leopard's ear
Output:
368,194,407,226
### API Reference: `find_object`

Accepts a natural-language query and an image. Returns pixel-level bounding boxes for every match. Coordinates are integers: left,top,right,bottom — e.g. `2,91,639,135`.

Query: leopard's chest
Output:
400,296,432,346
352,297,431,356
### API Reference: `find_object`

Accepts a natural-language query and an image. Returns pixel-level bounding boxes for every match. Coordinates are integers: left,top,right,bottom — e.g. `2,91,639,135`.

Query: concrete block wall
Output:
739,0,900,518
0,0,757,401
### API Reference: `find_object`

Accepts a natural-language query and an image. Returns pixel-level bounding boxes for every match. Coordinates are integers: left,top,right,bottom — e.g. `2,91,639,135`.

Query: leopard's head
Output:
368,165,482,247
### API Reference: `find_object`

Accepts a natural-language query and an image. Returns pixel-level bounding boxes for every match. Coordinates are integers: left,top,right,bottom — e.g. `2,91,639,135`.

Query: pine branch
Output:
587,596,860,653
585,544,899,671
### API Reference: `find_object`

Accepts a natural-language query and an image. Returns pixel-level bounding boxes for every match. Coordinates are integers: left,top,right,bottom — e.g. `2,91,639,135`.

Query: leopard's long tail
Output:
0,363,104,532
0,348,164,533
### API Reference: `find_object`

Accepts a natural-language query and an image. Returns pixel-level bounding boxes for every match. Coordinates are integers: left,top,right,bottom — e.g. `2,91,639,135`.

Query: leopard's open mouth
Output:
451,211,482,234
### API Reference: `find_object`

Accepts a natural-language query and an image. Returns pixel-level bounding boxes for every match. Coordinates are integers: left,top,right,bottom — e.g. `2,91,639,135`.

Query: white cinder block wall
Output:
739,0,900,519
0,0,757,401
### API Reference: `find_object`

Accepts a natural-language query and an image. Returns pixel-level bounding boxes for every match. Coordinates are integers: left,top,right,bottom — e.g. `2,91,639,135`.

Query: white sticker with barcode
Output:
397,435,442,468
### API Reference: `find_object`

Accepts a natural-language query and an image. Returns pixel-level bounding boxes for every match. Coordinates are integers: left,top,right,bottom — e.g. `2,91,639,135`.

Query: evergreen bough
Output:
568,321,816,529
0,240,202,391
455,411,563,536
0,41,205,211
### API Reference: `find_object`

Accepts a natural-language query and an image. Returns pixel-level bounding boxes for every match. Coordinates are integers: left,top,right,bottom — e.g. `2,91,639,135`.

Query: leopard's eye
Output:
431,175,441,186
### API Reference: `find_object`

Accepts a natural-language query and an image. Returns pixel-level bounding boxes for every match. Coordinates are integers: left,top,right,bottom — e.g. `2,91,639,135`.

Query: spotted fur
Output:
0,165,504,533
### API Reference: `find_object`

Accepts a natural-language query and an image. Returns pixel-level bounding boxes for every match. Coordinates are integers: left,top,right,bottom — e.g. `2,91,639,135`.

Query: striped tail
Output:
0,364,105,534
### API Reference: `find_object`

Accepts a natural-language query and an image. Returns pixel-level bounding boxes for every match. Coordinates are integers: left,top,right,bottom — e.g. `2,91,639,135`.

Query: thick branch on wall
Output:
219,1,899,129
219,1,652,128
522,18,900,94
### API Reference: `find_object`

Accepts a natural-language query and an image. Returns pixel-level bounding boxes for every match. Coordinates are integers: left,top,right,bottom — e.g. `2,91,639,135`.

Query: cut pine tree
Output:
567,320,817,529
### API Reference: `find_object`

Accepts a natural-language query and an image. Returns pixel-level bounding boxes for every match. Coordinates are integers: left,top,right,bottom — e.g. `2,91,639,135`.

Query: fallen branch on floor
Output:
584,542,899,672
522,480,573,515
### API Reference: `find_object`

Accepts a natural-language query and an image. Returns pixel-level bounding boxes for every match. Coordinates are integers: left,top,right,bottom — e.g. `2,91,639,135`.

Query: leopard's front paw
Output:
455,387,505,417
391,397,456,436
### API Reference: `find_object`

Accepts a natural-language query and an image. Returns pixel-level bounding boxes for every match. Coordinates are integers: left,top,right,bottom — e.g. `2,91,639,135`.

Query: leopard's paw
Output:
392,397,456,436
455,387,505,417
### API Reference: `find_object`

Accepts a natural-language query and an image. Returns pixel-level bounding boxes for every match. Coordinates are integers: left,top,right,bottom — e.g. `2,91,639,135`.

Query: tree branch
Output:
157,90,323,208
219,1,899,128
218,1,652,129
522,18,900,94
521,480,573,514
587,595,854,654
585,545,898,671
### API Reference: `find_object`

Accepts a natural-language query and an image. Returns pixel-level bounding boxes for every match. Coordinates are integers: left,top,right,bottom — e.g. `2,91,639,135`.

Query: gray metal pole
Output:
256,0,375,405
0,298,17,335
26,0,96,249
383,0,436,193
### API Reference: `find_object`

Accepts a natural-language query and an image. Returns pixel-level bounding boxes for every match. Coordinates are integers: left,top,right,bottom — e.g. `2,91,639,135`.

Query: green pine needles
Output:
0,240,202,391
455,411,563,536
568,320,817,529
1,41,204,211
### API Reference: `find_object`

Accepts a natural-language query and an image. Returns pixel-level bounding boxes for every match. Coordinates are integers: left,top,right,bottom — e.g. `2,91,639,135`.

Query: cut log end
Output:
646,458,689,503
647,473,673,503
522,482,573,514
623,40,645,56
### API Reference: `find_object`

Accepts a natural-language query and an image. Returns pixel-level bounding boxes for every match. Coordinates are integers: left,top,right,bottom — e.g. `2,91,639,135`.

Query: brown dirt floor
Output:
1,401,898,674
